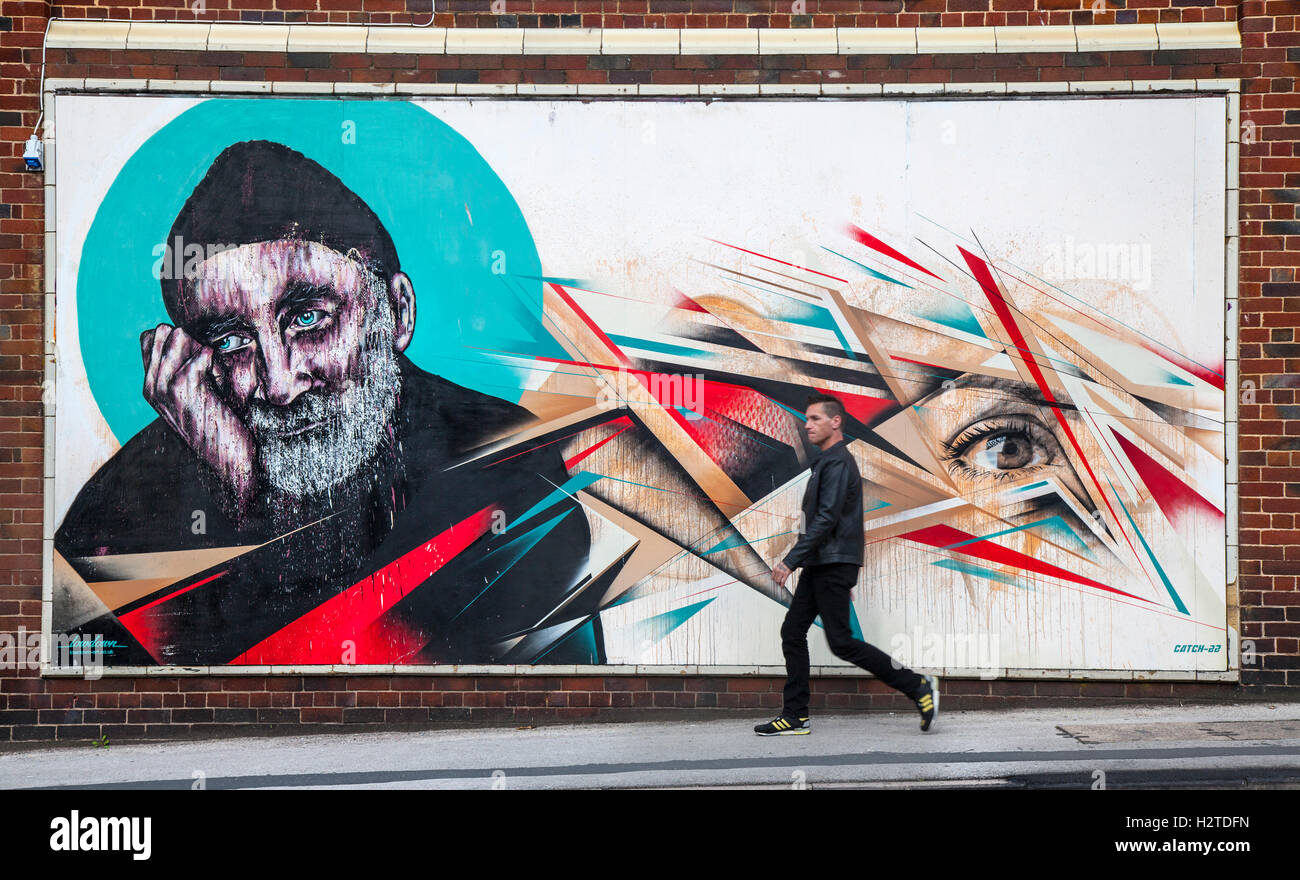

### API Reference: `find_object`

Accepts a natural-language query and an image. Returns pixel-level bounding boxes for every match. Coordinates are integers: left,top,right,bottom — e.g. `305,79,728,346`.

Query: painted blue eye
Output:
215,334,251,352
293,310,324,328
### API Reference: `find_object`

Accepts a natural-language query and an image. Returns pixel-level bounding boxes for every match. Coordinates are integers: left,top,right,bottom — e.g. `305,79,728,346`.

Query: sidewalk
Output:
3,701,1299,790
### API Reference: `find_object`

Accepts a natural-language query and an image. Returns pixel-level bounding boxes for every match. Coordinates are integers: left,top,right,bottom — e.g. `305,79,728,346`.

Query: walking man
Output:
755,393,938,735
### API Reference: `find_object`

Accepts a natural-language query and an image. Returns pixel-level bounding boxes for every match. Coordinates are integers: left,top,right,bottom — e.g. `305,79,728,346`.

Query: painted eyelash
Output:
941,416,1043,462
946,460,1051,483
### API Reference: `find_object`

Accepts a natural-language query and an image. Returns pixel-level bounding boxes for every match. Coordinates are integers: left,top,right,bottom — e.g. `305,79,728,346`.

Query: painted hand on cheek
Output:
140,323,257,507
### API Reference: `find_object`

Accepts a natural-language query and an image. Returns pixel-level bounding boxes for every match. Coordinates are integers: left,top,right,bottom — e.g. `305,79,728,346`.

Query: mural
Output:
50,96,1229,672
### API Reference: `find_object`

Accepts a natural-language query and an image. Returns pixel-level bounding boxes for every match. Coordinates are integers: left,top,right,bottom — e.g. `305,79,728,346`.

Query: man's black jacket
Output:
782,437,864,570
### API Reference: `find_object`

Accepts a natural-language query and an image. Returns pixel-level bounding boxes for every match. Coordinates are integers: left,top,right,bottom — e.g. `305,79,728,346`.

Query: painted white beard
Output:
246,307,401,500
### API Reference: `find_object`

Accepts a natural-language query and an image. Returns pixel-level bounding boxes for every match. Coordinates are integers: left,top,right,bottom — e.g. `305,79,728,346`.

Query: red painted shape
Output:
118,571,227,661
123,571,226,619
984,262,1225,393
902,523,1149,603
846,224,944,281
1138,340,1226,392
958,246,1142,569
231,506,497,665
891,355,948,371
704,238,848,284
1111,429,1224,527
673,289,709,313
695,381,799,445
550,283,629,367
960,247,1056,403
564,416,634,469
813,386,897,426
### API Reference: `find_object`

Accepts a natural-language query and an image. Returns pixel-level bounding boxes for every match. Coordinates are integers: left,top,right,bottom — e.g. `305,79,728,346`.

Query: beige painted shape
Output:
52,551,113,630
86,578,177,613
516,387,602,424
449,402,611,469
727,480,805,561
846,442,954,514
1081,377,1195,471
822,286,955,487
711,261,823,302
1042,312,1222,414
71,545,258,583
751,264,843,301
870,407,956,488
576,489,695,608
545,285,751,517
858,487,1098,571
1184,427,1225,461
863,504,969,542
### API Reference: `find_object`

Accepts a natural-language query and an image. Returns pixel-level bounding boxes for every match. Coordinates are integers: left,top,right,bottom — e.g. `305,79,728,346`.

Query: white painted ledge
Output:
45,20,1241,56
48,77,1239,99
39,663,1236,682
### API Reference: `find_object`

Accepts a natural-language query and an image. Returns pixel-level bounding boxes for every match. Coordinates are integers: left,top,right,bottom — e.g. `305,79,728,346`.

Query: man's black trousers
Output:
781,562,925,719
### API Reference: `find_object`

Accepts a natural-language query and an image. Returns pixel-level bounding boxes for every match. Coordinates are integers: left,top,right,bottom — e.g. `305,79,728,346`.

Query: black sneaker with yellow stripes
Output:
753,716,810,736
914,674,939,732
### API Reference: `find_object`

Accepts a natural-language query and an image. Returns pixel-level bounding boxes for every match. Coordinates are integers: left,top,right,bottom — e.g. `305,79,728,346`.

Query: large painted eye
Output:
292,310,326,328
214,333,253,353
943,415,1062,481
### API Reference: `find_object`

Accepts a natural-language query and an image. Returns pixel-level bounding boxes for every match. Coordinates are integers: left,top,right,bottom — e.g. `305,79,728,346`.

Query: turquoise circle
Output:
78,98,554,444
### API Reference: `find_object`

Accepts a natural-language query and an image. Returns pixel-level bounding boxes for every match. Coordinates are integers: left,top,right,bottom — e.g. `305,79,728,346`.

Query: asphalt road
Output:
4,701,1300,790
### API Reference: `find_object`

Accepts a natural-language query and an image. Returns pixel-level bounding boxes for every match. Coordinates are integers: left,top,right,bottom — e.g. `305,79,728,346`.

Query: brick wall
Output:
1,674,1262,744
1,1,1297,744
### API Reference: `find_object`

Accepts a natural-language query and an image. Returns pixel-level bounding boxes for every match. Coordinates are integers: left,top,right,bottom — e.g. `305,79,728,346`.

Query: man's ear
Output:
388,271,416,352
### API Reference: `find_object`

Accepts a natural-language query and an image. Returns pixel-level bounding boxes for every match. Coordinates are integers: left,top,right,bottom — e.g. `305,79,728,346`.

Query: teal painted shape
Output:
607,334,712,360
726,277,838,331
932,558,1034,591
635,598,716,645
804,588,868,636
848,603,864,641
79,99,558,444
703,528,798,555
1031,515,1097,561
828,323,857,361
1110,479,1187,615
506,471,603,533
941,516,1094,560
819,244,988,345
916,298,986,339
534,617,600,664
606,581,651,608
454,507,574,620
819,246,913,288
772,400,810,421
702,531,749,555
516,274,596,290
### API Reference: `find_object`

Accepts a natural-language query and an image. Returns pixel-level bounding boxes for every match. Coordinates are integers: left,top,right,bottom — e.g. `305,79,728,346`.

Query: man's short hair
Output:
805,393,845,422
162,140,399,319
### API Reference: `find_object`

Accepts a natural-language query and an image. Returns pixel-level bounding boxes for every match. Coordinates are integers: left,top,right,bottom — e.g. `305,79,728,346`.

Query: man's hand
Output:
772,561,793,590
140,323,257,506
